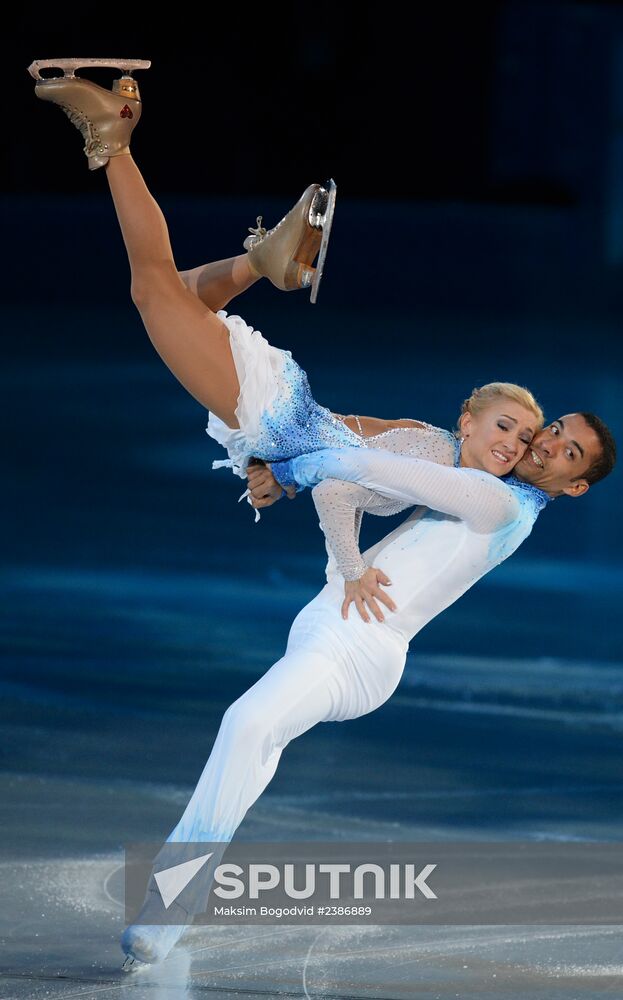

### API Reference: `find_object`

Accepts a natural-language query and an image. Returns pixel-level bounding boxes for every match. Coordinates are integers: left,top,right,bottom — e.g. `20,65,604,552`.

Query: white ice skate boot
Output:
120,888,192,970
27,58,151,170
244,179,337,303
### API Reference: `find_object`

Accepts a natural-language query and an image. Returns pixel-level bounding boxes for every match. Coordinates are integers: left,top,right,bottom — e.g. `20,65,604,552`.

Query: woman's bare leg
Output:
104,153,241,427
179,255,261,312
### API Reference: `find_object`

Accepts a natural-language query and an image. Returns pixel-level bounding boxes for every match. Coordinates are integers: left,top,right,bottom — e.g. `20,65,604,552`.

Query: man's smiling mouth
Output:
529,448,544,468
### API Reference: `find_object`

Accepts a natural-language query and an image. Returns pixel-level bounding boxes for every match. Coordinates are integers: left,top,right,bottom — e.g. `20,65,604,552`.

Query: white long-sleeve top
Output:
271,447,551,645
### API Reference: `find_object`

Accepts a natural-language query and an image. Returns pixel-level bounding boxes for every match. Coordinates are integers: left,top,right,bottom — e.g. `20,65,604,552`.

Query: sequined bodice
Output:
250,354,365,460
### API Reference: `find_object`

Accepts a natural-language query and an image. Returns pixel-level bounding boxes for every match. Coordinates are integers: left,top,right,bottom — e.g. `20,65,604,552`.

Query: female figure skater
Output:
27,57,541,543
26,60,551,969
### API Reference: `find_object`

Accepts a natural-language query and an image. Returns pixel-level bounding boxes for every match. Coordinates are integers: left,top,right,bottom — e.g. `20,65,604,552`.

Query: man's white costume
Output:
122,434,550,964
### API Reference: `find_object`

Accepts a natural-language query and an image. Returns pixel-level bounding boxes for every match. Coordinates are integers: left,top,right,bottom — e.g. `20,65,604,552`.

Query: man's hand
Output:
246,459,296,509
342,567,397,623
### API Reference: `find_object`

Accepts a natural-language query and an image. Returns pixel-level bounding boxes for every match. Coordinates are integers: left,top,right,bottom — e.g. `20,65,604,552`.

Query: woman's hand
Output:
342,567,397,623
246,460,296,508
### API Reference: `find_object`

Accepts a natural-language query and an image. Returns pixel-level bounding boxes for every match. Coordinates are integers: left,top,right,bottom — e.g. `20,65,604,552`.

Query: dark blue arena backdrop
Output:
2,4,623,997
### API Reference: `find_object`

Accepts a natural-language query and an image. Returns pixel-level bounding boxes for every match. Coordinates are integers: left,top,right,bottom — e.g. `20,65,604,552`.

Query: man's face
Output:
513,413,602,497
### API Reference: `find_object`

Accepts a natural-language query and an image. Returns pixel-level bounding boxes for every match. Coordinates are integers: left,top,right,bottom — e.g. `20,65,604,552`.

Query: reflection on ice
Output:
119,945,192,996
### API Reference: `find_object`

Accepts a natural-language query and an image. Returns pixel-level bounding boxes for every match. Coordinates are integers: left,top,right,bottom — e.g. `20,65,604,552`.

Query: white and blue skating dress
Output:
206,310,364,472
205,310,459,521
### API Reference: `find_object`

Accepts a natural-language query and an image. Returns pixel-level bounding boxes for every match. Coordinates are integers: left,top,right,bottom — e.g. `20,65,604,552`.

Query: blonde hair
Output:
456,382,544,436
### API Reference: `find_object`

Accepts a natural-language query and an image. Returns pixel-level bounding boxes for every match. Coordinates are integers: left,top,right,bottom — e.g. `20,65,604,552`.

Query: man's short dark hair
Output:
573,412,617,485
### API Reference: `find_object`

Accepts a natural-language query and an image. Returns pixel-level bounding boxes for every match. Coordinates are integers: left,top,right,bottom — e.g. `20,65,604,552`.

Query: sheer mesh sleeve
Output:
309,424,458,581
311,479,409,581
318,498,364,582
274,447,520,534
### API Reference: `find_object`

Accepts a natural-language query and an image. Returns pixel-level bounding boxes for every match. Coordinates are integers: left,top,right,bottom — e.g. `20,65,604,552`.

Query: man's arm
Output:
271,448,520,534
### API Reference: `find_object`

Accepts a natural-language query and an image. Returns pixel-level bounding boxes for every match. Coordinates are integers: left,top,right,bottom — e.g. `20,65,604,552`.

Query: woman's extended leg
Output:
30,70,331,420
179,254,261,312
105,153,242,427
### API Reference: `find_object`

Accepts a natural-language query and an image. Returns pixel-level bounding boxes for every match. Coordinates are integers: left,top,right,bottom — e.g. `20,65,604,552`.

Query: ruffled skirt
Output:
206,310,363,481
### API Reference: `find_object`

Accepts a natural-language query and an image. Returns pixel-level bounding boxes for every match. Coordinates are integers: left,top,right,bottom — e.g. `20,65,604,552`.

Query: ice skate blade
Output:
122,953,151,973
310,179,337,304
27,58,151,81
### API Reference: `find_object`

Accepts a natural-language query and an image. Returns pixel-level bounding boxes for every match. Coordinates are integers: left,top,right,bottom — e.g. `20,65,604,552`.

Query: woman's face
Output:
459,399,539,476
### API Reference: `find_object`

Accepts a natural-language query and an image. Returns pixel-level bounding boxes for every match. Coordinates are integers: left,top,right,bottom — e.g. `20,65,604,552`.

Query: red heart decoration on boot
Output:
119,105,133,119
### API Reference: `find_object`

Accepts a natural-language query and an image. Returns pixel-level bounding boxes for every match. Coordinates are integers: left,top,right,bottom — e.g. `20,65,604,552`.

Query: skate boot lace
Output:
57,101,107,156
246,211,289,246
247,216,268,244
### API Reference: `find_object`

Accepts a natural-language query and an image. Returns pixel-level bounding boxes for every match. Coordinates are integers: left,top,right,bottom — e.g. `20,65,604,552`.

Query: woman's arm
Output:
271,448,520,533
245,461,412,577
311,478,409,581
312,479,404,623
245,462,408,622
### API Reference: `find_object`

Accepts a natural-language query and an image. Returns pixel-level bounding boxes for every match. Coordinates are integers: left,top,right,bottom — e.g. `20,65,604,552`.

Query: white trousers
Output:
166,580,408,845
123,581,408,959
